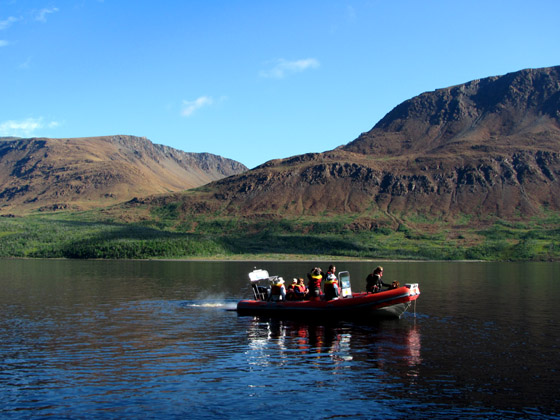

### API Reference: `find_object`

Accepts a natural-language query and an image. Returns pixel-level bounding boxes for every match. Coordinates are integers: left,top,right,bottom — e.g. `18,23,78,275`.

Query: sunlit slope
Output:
0,135,247,214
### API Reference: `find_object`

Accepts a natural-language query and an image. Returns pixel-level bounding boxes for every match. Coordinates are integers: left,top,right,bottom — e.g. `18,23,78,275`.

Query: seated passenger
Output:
286,278,298,300
294,278,308,300
269,277,286,301
324,273,339,300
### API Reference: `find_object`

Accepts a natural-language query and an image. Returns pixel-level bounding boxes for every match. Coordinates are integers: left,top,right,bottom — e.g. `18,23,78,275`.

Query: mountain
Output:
0,135,247,213
344,66,560,157
139,66,560,224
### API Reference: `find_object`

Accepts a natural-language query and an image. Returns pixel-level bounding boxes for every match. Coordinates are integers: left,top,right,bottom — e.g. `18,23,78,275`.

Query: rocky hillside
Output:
344,66,560,157
139,66,560,224
0,135,247,213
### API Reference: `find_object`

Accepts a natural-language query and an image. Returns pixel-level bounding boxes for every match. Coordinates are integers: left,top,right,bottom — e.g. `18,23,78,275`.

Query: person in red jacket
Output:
307,267,324,301
269,277,286,301
286,278,297,300
293,278,308,300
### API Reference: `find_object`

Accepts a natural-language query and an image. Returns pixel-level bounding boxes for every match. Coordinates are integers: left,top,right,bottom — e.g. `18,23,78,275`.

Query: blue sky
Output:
1,1,559,168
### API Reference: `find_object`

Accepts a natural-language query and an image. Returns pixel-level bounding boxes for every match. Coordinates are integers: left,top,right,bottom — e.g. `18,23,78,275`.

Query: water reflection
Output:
244,316,422,376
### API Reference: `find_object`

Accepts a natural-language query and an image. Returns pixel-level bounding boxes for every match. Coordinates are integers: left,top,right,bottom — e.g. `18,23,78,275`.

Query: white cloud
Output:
259,58,320,79
0,118,60,137
0,16,19,47
0,16,19,31
34,7,59,22
181,96,214,117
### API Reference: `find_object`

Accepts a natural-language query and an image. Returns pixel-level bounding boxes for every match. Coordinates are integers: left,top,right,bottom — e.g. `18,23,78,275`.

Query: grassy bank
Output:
1,210,559,261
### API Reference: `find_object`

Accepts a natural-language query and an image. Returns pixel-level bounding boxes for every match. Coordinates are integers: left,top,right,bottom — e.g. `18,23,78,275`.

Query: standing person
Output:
324,264,339,300
366,266,390,293
307,267,324,301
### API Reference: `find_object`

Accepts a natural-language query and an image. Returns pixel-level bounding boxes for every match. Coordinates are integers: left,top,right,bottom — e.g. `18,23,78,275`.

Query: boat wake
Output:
183,300,237,311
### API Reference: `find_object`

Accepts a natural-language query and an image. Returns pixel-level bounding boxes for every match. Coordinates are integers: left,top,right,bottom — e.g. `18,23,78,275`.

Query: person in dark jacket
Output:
366,266,390,293
324,265,339,300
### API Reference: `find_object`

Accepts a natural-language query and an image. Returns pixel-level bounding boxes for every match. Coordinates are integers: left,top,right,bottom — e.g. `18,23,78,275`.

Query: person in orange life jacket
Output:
286,278,298,300
366,266,390,293
324,264,339,300
269,277,286,301
307,267,324,301
294,278,308,300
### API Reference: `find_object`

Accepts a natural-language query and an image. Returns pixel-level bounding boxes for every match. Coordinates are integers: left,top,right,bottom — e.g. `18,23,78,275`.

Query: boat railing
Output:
249,269,278,301
252,283,271,301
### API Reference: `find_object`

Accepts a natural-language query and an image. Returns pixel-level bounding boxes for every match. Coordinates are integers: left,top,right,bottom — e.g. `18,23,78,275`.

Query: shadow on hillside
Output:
27,218,218,258
32,218,366,259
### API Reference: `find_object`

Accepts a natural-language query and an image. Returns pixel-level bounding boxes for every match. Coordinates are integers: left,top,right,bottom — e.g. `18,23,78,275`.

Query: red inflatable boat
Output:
236,269,420,319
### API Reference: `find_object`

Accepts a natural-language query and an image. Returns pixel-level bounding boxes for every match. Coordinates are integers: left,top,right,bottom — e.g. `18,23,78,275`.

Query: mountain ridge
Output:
133,66,560,224
2,66,559,224
343,66,560,157
0,135,247,213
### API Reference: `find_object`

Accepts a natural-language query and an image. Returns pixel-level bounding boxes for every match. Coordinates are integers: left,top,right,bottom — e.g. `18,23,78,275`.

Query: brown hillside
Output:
344,66,560,157
137,66,560,223
0,135,247,214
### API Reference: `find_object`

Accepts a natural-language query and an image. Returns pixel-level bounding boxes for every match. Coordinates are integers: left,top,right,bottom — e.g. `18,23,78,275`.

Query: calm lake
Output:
1,259,559,419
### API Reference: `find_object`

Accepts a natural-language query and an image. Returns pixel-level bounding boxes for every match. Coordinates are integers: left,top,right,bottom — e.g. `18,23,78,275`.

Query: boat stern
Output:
405,283,420,300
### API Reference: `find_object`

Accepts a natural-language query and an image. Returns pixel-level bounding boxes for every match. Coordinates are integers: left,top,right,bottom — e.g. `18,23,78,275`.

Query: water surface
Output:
1,260,559,419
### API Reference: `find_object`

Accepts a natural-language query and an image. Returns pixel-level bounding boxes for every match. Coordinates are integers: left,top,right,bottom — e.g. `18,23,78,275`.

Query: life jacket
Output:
270,280,285,301
324,273,339,296
294,284,306,294
271,284,284,294
324,275,338,286
309,274,322,289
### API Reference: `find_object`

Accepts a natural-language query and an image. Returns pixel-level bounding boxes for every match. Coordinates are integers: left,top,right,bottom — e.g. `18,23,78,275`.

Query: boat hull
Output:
236,285,420,320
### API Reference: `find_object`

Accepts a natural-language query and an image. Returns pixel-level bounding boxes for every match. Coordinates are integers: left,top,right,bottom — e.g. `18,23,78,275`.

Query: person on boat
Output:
269,277,286,301
294,277,308,300
366,266,390,293
323,265,339,300
307,267,324,301
286,278,298,300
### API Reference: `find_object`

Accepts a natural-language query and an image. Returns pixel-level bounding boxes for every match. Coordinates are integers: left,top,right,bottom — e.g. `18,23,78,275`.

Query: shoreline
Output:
0,255,494,263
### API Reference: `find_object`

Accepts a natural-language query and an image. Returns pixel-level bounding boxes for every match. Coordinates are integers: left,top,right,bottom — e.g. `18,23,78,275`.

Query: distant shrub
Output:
374,227,393,235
